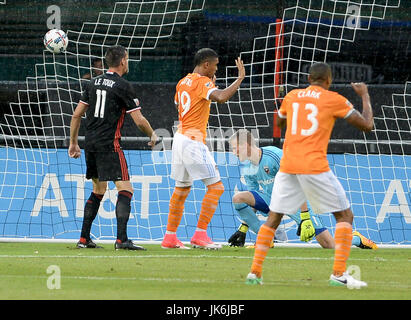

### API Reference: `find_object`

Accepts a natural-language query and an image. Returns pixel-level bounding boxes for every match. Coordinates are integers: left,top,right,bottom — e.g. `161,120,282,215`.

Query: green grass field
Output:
0,242,410,300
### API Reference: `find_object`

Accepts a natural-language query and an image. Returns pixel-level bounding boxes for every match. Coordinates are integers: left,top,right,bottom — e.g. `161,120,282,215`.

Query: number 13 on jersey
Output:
291,102,319,136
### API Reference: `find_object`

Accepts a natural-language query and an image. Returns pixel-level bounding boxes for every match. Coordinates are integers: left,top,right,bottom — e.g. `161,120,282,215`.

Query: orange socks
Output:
166,186,191,233
251,224,276,278
249,221,353,279
167,181,224,234
333,222,353,276
197,181,225,230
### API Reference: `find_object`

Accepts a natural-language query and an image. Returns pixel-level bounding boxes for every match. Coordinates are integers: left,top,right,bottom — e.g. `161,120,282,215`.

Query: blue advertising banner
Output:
0,148,410,245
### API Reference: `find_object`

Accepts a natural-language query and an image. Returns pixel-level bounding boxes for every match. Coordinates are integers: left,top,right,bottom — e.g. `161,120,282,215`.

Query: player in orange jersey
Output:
246,62,374,288
161,48,245,250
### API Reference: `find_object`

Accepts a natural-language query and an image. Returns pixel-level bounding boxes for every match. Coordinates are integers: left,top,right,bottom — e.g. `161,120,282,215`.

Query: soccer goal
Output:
208,0,410,247
0,0,207,242
0,0,409,247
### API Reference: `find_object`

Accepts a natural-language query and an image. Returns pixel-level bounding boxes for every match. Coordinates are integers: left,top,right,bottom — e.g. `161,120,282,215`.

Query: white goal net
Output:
0,0,409,246
208,0,408,245
0,0,206,241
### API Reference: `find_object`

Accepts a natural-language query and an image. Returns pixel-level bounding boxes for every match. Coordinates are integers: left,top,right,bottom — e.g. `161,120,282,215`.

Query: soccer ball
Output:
43,29,68,54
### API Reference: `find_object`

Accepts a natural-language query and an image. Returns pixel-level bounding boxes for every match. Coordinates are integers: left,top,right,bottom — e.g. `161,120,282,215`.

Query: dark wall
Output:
0,1,409,152
0,1,409,83
0,82,406,152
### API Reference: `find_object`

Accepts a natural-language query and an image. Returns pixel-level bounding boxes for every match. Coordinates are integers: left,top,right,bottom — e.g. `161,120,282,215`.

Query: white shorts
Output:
269,170,350,214
170,132,220,186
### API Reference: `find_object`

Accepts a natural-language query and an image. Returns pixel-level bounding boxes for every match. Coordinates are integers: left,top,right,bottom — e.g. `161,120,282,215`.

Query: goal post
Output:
0,0,410,247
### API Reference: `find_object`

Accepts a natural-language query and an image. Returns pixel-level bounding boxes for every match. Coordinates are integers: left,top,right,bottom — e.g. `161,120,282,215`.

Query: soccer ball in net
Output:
43,29,68,54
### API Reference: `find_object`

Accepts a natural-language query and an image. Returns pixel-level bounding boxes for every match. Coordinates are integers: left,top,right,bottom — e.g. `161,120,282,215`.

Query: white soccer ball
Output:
43,29,68,54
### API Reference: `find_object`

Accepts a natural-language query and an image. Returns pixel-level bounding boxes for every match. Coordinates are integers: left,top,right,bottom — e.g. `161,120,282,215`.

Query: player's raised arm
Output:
276,93,289,129
209,57,245,103
129,109,158,148
345,82,374,132
276,108,287,128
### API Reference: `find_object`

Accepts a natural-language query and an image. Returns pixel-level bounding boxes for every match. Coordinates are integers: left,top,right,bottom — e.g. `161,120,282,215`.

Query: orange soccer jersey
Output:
278,85,354,174
175,73,217,143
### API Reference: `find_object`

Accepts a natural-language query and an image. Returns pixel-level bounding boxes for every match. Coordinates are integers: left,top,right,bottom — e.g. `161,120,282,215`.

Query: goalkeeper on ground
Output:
227,129,378,250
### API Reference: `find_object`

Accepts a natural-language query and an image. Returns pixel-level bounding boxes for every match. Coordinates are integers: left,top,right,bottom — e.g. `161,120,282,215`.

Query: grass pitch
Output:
0,242,410,300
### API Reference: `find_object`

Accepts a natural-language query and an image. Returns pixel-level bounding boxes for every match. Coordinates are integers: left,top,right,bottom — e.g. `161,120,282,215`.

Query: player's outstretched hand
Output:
228,230,246,247
296,211,315,242
228,223,248,247
68,143,81,159
235,57,245,81
351,82,369,97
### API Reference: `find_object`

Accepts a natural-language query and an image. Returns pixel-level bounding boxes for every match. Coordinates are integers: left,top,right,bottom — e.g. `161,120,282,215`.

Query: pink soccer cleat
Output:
190,231,222,250
161,233,190,249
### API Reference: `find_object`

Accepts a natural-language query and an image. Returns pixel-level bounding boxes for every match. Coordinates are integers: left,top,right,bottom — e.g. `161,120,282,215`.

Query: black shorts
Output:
85,150,130,182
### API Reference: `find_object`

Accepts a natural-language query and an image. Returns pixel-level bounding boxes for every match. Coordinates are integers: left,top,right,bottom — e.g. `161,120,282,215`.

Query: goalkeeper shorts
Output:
250,190,326,234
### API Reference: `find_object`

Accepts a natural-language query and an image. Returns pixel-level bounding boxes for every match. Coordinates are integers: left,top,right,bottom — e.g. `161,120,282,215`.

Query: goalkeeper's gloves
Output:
296,211,315,242
228,223,248,247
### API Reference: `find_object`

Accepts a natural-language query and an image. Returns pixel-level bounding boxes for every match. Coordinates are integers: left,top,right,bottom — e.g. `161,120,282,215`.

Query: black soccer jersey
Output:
80,71,140,151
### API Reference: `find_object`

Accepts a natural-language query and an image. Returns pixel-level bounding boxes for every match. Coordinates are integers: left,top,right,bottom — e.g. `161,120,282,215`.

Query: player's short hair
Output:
229,129,255,146
194,48,218,67
105,45,127,68
309,62,332,83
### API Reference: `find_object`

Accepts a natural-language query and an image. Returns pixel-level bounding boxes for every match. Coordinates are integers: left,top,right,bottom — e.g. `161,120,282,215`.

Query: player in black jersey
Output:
69,45,157,251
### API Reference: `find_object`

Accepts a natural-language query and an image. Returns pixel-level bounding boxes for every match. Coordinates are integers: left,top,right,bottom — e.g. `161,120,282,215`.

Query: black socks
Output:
116,190,133,243
80,192,104,241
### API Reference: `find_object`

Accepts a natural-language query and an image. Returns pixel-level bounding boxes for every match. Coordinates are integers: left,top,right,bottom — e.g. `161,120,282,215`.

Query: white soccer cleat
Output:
329,272,367,289
245,273,263,285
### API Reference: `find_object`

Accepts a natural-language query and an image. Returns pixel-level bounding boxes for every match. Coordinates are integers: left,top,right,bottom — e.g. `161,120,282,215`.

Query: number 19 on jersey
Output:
177,90,191,118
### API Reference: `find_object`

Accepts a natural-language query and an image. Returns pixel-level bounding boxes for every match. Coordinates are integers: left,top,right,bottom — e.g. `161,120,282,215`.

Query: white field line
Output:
0,254,408,263
0,274,409,289
1,239,410,249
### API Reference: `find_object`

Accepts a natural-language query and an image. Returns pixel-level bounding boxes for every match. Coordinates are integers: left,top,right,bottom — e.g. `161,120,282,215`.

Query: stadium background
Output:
0,1,410,245
0,1,410,146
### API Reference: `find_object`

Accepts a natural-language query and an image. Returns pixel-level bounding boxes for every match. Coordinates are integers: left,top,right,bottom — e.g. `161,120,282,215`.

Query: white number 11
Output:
291,102,319,136
94,89,107,118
